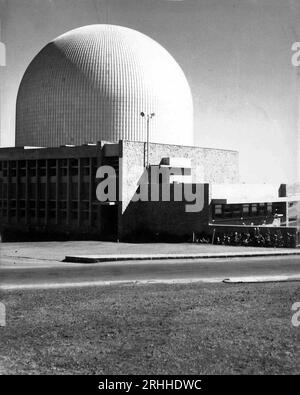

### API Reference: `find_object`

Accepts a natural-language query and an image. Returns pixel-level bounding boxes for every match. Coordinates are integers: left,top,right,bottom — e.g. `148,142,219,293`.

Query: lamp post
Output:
140,112,155,168
0,20,6,147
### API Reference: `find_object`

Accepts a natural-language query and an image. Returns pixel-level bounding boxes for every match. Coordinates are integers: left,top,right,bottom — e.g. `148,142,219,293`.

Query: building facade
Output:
0,140,239,241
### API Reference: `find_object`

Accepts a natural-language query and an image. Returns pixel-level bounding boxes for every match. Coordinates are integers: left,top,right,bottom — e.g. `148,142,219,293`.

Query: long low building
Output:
0,140,239,241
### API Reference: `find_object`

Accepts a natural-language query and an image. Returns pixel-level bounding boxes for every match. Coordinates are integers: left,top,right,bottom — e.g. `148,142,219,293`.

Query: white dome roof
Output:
16,24,194,147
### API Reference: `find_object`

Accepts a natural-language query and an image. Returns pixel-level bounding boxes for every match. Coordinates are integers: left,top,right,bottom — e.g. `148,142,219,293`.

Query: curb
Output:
223,275,300,283
64,251,300,263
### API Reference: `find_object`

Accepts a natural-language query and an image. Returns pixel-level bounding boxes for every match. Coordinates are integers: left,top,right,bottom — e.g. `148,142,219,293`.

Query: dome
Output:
15,24,193,147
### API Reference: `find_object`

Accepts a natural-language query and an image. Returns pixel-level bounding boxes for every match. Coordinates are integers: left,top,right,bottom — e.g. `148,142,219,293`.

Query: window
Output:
49,167,56,177
223,206,232,218
29,167,36,177
251,204,257,215
39,184,46,199
82,202,89,211
70,159,78,167
9,209,16,217
49,210,56,219
2,161,8,177
59,183,67,199
29,183,36,199
49,201,56,210
29,209,36,219
19,161,26,177
61,168,68,177
60,211,67,221
83,167,90,176
59,201,66,210
28,161,37,177
40,167,46,177
242,204,249,215
214,205,222,217
272,203,283,215
71,167,78,177
39,160,46,177
49,183,56,199
10,161,17,177
81,183,90,199
71,211,78,220
10,183,17,197
232,204,241,217
258,203,266,215
71,184,78,200
19,184,26,199
82,211,89,221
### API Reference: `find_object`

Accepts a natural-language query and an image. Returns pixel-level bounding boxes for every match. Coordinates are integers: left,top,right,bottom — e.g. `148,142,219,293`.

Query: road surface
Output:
1,255,300,289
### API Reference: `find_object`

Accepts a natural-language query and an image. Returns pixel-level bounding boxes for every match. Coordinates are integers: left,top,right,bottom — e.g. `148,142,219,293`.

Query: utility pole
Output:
140,112,155,168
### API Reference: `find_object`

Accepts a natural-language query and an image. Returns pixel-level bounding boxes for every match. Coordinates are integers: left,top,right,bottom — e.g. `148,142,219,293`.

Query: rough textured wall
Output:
121,141,239,213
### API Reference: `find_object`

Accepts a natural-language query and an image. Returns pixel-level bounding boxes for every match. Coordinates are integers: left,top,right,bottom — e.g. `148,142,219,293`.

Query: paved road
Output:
1,255,300,289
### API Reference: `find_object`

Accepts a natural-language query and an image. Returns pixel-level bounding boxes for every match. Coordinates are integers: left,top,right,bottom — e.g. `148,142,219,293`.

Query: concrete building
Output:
0,140,239,241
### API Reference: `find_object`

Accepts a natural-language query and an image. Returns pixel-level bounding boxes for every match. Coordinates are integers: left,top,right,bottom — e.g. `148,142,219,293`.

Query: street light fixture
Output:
140,112,155,168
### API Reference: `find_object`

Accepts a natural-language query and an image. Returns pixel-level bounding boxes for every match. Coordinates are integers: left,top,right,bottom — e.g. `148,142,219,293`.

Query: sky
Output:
0,0,300,184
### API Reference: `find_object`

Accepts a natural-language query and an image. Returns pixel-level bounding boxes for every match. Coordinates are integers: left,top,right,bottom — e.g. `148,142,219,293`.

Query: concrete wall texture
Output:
120,140,239,213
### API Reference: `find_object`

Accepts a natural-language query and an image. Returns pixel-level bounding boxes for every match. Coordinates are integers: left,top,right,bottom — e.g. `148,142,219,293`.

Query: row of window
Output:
0,203,101,225
213,203,284,218
0,158,94,169
0,158,98,178
0,199,94,210
0,182,95,200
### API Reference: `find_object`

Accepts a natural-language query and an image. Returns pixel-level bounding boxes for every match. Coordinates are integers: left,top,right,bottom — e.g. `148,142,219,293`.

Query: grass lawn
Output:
0,282,300,374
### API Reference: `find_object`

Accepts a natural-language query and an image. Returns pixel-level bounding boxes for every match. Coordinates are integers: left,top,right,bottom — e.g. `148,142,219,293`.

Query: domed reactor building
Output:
16,25,193,147
4,25,294,244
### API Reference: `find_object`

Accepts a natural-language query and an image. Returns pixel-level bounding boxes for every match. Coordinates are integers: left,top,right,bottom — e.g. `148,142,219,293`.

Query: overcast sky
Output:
0,0,300,183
